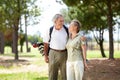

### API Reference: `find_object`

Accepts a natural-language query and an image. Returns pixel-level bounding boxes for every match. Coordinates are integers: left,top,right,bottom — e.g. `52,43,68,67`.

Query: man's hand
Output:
80,36,86,41
43,43,49,63
45,55,49,63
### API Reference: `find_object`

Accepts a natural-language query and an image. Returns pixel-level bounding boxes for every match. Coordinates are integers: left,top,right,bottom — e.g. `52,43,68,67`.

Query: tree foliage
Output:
62,0,120,59
0,0,41,60
60,8,71,24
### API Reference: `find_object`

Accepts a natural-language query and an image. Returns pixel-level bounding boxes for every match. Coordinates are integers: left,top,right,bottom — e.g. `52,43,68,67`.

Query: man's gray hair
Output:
52,14,63,23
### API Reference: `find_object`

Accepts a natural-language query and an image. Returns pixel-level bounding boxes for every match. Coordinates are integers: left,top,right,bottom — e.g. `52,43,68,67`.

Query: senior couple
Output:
43,14,88,80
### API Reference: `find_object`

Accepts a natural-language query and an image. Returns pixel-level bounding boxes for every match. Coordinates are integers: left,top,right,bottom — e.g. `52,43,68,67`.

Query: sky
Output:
25,0,67,37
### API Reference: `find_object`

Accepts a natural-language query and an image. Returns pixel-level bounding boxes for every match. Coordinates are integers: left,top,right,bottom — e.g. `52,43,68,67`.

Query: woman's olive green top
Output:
66,34,86,62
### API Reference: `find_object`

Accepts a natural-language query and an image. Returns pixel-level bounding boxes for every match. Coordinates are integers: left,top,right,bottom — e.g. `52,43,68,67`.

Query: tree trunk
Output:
12,43,14,53
107,0,114,59
13,27,18,60
93,28,106,57
13,0,21,60
0,32,4,54
25,14,29,52
12,33,16,53
99,42,106,57
20,45,23,52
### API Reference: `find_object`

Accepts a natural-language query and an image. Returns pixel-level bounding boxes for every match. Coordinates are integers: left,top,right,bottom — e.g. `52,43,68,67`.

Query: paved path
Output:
0,64,48,74
0,56,48,74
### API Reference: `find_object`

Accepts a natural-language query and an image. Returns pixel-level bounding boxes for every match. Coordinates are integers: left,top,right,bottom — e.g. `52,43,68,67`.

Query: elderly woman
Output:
66,20,88,80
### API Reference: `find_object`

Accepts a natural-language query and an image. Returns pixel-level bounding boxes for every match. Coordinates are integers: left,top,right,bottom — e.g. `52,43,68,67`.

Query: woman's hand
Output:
84,62,89,71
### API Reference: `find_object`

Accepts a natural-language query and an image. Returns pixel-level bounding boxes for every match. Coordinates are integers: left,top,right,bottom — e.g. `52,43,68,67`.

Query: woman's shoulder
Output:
76,34,86,40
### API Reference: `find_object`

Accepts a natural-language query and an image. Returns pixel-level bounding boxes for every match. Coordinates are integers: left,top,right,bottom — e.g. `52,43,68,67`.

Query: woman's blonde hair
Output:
71,19,81,33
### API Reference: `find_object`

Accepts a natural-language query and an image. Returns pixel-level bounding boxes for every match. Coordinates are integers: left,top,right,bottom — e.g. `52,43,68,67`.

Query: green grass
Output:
87,50,120,58
0,46,48,80
0,72,48,80
0,46,120,80
3,46,41,58
114,51,120,58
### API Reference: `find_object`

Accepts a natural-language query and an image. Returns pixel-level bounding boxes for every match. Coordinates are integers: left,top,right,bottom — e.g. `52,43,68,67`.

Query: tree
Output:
24,1,41,52
93,28,106,57
60,8,71,24
0,0,8,54
0,0,41,60
0,32,4,54
19,29,25,52
61,4,107,57
62,0,120,59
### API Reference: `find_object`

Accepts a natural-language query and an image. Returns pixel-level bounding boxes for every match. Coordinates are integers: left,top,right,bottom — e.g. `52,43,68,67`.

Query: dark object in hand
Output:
32,42,44,56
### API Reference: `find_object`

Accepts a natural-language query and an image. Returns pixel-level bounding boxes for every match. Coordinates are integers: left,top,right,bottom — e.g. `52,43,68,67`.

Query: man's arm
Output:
44,42,49,63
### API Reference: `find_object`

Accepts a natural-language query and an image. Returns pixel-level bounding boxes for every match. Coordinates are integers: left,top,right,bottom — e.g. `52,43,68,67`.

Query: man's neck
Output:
54,25,62,30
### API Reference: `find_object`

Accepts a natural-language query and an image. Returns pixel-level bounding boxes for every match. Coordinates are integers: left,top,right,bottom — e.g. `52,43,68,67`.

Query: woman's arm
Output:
81,44,88,70
81,44,87,62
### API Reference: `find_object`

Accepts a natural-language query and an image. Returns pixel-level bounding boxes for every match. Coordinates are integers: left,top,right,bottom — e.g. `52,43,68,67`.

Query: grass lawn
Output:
0,72,48,80
0,46,120,80
87,50,120,58
0,46,49,80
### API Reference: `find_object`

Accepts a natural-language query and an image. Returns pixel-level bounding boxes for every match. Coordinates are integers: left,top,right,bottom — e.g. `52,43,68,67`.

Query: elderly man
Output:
43,14,68,80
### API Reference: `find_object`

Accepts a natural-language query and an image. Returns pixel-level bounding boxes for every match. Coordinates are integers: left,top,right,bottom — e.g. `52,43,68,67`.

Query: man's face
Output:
55,16,64,29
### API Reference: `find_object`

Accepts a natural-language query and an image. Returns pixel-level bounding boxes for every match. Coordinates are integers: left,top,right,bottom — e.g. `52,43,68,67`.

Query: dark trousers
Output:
49,49,67,80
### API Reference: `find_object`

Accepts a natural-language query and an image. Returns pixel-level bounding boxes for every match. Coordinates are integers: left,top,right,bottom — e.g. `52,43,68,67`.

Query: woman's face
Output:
69,22,77,33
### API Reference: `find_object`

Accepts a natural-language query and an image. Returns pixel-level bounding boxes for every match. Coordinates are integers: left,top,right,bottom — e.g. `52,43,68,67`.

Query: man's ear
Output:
54,20,57,24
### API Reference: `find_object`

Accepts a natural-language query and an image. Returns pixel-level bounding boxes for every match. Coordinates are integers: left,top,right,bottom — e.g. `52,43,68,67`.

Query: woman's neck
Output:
71,32,77,39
